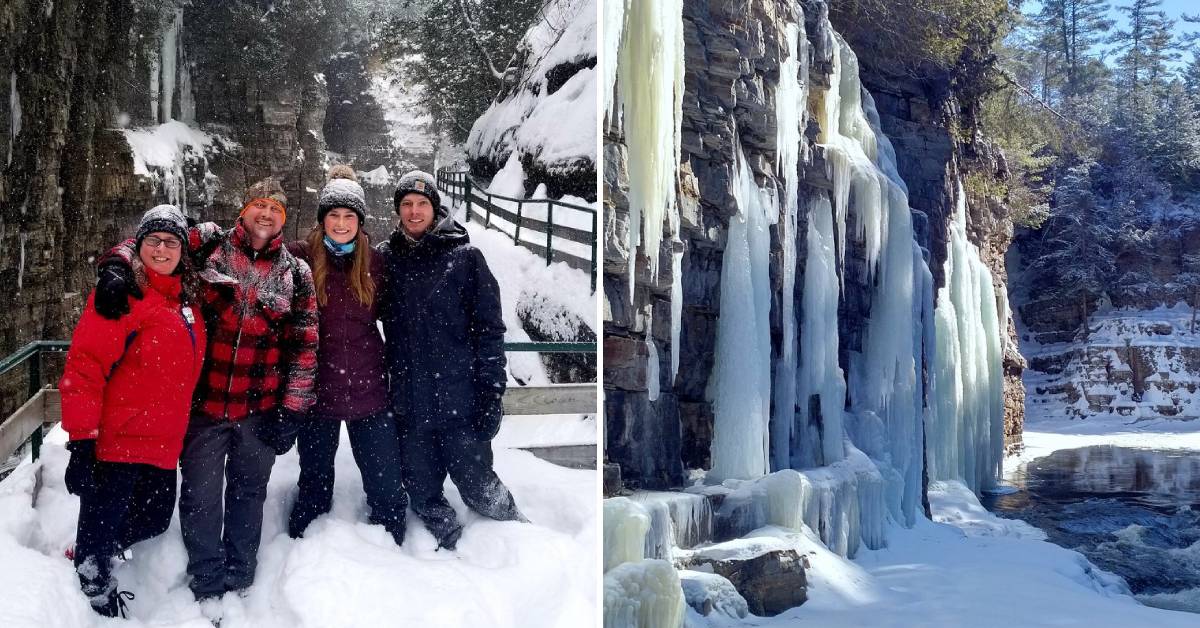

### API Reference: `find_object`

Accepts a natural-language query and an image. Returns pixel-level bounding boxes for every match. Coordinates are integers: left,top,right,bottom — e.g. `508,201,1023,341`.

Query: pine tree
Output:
1151,81,1200,190
1031,0,1115,99
1029,161,1117,337
1110,0,1176,97
378,0,543,144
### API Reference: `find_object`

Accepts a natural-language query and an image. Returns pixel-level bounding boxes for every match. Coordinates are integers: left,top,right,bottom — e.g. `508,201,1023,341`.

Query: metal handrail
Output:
437,168,598,292
0,340,70,461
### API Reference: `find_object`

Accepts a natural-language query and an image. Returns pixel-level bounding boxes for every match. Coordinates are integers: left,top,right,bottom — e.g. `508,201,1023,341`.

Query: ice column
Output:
612,0,686,384
814,28,928,525
602,0,629,120
928,183,1005,493
613,0,684,279
603,560,685,628
160,8,182,122
7,71,19,165
707,147,776,482
794,196,847,469
772,21,809,471
604,497,650,572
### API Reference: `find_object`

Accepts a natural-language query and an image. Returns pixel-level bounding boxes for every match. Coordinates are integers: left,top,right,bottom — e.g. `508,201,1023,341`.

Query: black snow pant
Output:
289,411,408,543
398,417,523,547
74,461,176,609
178,413,276,598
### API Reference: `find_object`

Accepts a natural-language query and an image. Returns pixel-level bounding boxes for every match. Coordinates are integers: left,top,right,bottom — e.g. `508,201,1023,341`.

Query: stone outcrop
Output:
676,544,809,616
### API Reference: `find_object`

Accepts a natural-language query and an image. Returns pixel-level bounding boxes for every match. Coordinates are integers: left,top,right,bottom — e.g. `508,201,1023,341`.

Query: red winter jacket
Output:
60,265,207,470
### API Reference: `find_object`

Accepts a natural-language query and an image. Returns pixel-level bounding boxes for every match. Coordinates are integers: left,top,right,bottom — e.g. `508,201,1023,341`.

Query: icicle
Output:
928,182,1005,493
795,196,847,469
149,52,160,123
160,8,182,122
16,233,26,293
7,71,20,165
707,146,776,482
771,21,808,471
614,0,684,283
646,335,660,402
602,0,630,122
179,56,195,124
670,247,682,379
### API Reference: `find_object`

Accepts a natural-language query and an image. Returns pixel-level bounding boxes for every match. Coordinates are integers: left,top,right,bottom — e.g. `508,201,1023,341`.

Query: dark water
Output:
984,446,1200,613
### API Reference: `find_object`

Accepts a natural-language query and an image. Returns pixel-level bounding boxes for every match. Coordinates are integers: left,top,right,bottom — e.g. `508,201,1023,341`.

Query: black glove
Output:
471,385,504,441
94,263,143,320
253,408,304,455
65,439,98,497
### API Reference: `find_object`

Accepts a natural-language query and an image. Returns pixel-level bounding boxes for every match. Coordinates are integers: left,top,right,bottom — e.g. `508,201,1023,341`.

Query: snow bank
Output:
0,427,596,627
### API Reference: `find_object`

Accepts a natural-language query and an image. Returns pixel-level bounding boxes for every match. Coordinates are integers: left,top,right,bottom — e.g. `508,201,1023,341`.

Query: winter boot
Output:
386,521,406,548
435,525,463,552
92,589,135,618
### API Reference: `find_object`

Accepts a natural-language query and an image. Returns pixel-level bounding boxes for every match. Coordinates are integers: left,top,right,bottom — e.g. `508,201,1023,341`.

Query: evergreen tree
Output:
1151,80,1200,190
379,0,543,144
1110,0,1176,97
1028,161,1117,337
1031,0,1114,99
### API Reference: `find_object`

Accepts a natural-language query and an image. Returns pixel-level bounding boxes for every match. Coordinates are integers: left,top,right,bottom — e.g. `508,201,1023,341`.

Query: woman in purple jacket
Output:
285,166,407,546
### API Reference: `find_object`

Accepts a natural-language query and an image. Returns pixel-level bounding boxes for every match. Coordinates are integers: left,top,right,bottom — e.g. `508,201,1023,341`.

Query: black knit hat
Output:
318,164,367,224
136,204,188,247
393,170,443,216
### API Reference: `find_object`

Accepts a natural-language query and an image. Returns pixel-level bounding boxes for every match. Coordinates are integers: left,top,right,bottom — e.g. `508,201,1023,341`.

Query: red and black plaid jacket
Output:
106,221,319,421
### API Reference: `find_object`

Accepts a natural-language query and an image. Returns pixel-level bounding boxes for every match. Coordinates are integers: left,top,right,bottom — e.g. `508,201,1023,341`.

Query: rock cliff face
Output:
602,0,1025,492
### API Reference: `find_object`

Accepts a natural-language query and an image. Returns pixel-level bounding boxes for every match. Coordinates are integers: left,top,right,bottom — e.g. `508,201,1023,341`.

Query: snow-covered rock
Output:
466,0,596,200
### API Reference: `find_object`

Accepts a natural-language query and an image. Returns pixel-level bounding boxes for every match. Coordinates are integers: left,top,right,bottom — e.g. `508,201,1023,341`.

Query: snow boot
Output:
435,525,463,552
92,589,135,619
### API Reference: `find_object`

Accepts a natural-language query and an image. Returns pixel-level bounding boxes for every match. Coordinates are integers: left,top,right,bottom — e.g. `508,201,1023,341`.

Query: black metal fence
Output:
437,169,598,292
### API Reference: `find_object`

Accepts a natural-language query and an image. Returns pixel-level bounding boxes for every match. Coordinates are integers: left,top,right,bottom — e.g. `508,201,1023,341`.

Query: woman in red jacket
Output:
59,204,207,618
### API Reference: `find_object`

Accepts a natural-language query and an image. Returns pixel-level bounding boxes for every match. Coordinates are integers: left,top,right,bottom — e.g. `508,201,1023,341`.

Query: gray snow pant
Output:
398,418,523,546
179,413,276,598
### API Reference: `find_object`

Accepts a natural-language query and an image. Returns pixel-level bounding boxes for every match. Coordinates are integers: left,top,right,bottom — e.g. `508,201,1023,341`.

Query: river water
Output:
985,445,1200,613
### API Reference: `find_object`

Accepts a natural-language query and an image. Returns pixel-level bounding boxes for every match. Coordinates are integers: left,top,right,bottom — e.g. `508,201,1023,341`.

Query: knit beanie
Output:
136,204,188,247
393,170,443,216
318,164,367,224
241,177,288,222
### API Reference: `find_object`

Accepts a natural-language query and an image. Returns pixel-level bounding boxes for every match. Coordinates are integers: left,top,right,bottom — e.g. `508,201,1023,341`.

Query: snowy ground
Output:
0,202,599,628
0,426,597,628
679,478,1195,627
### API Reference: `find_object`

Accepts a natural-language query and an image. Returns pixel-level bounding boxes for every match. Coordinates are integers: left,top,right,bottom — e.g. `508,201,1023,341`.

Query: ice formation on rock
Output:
928,183,1005,493
603,560,686,628
604,497,651,572
7,71,19,165
707,146,776,482
772,21,809,471
159,8,182,123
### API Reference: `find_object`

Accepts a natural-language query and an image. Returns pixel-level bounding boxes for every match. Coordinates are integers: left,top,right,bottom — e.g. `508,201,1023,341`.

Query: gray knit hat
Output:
136,204,188,247
318,164,367,223
393,170,443,216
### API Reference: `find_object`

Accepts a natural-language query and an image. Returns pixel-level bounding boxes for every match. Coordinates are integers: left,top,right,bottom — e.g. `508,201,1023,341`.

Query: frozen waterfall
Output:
927,182,1006,493
8,70,20,165
707,147,776,482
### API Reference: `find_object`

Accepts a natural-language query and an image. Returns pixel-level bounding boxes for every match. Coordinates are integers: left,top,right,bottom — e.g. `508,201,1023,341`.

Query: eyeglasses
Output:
143,235,182,249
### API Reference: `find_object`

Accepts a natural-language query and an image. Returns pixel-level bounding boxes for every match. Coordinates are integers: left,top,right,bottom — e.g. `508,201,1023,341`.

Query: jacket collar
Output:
231,220,284,259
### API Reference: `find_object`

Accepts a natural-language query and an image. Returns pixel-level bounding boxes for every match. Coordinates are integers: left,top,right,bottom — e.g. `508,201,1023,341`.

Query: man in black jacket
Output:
379,170,525,550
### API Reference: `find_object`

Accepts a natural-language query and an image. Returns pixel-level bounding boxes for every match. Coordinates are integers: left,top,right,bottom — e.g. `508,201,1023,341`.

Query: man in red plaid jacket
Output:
94,177,318,601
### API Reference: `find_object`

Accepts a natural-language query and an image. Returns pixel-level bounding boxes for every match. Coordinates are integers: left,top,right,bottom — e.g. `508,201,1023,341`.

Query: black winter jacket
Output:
378,221,507,428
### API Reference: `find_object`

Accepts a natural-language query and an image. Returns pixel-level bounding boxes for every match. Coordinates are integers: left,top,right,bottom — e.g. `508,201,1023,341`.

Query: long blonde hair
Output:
306,225,375,308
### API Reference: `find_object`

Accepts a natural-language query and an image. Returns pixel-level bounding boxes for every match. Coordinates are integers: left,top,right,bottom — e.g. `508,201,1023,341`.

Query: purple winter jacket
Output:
287,240,389,421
